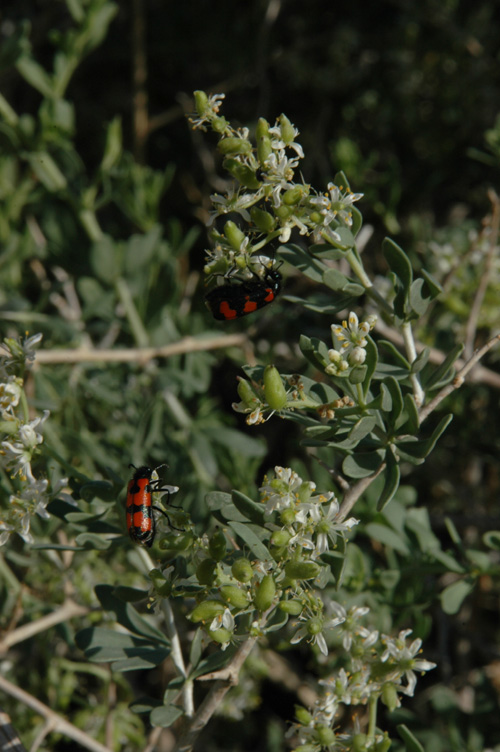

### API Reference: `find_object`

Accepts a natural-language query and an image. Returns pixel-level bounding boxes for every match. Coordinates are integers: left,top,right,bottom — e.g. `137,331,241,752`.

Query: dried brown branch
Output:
0,675,112,752
0,600,89,654
30,333,249,365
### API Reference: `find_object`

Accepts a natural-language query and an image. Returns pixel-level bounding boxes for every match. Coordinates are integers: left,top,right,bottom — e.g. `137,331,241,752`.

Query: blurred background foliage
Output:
1,1,500,750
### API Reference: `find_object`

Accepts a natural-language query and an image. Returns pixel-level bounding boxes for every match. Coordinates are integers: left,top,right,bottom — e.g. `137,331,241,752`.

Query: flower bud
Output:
236,377,260,409
270,529,291,547
381,682,400,712
352,733,368,752
220,585,250,610
280,508,296,526
196,558,218,586
264,365,287,411
348,346,367,366
231,557,254,583
279,599,303,615
253,574,276,611
208,627,233,644
223,158,261,189
306,617,323,635
314,726,335,746
284,560,320,581
283,186,306,205
294,705,313,725
279,114,296,145
212,116,228,133
250,206,276,233
193,90,208,116
189,599,225,623
217,137,252,155
224,220,246,251
208,528,227,561
273,205,293,220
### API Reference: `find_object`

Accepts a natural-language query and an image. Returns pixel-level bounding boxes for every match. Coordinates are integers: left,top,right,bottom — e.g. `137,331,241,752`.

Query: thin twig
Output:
418,333,500,424
464,190,500,360
338,463,386,521
31,334,248,365
0,676,112,752
0,600,89,654
374,319,500,389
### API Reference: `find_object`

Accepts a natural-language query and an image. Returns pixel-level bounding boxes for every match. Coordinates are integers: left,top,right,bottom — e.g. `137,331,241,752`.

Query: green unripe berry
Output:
224,220,246,251
295,745,317,752
294,705,313,725
375,732,392,752
314,726,335,746
280,508,296,525
256,118,272,164
236,378,260,409
279,113,295,145
306,617,323,635
253,574,276,612
212,116,228,133
284,560,320,581
273,205,293,220
352,733,368,752
189,600,225,623
279,599,303,615
283,186,306,205
263,365,287,410
223,158,261,189
196,558,218,586
231,557,254,583
193,90,208,116
159,532,193,552
217,137,252,155
381,682,399,712
208,528,227,561
220,585,250,610
250,206,276,233
208,627,233,644
270,529,291,547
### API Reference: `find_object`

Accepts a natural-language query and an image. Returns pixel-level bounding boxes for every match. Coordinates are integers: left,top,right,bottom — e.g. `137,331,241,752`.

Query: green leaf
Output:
324,226,356,251
378,340,411,371
299,334,329,370
409,278,431,316
381,376,403,427
377,457,400,511
232,490,266,525
431,549,466,574
348,365,367,385
95,584,168,642
440,578,475,614
348,416,377,442
16,56,54,96
383,237,413,291
399,393,420,434
421,344,463,390
396,724,425,752
342,450,384,478
150,704,184,728
227,521,271,561
101,116,123,172
363,335,378,397
421,268,443,298
396,414,453,459
25,152,67,191
483,531,500,550
278,243,326,282
364,522,410,555
411,347,430,374
75,627,169,668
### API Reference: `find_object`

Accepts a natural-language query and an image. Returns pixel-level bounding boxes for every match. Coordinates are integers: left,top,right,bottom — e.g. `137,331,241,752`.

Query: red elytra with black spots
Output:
205,268,282,321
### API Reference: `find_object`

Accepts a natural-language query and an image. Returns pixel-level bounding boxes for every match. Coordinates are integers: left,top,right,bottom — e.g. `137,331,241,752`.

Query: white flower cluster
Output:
190,91,363,275
326,311,377,375
288,615,436,751
0,334,64,545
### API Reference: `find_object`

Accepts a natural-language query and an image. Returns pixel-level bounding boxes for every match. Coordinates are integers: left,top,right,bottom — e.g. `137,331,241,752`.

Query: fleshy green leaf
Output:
227,521,271,561
150,704,184,728
377,457,400,511
383,237,413,291
440,578,475,614
232,490,266,525
342,450,385,478
364,522,410,555
396,724,425,752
